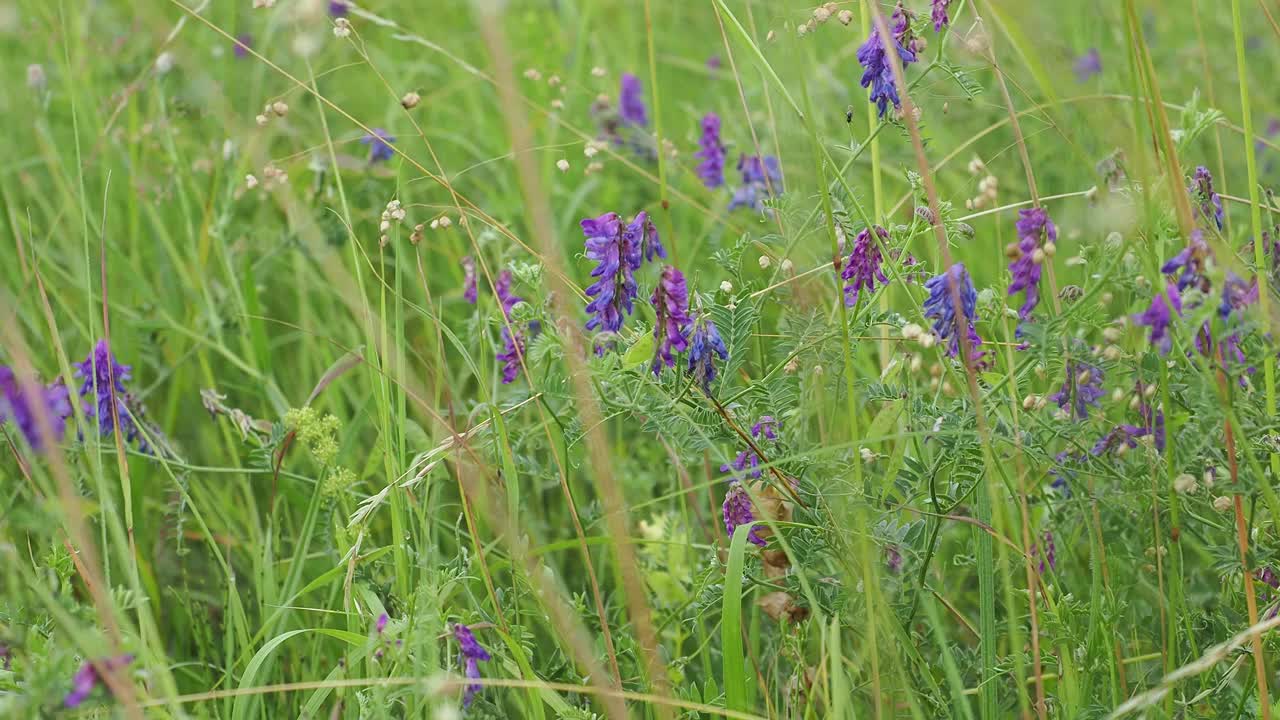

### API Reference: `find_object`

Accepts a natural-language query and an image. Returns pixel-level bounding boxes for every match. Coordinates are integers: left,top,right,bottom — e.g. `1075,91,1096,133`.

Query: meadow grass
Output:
3,0,1280,717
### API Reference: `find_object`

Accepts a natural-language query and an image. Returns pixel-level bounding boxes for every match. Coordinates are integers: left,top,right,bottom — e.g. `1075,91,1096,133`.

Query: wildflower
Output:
375,613,388,634
1189,165,1225,231
328,0,349,16
1161,230,1211,292
650,265,692,376
842,225,889,307
855,3,918,118
1073,48,1102,82
1048,361,1104,420
234,33,252,59
1133,285,1182,354
496,270,525,384
76,340,145,449
885,544,904,572
706,55,722,70
723,482,766,546
1030,530,1056,573
694,113,726,189
452,624,491,708
64,655,134,709
686,312,728,394
922,263,986,367
628,210,666,264
931,0,950,31
722,449,761,482
1220,272,1259,318
729,155,783,212
1090,423,1146,456
360,128,395,164
619,72,648,127
583,212,636,335
462,256,478,304
0,366,72,451
752,416,779,441
1008,207,1057,332
1048,450,1078,497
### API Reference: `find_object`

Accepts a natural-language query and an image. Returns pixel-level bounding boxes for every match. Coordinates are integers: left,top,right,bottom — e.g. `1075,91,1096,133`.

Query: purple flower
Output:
619,72,649,128
751,416,779,441
496,270,525,384
328,0,349,16
1030,530,1056,573
583,212,636,335
842,226,889,307
1133,285,1182,354
686,313,728,394
706,55,722,70
1090,423,1147,456
1008,207,1057,332
729,155,783,212
360,128,396,164
628,210,666,265
922,264,987,368
886,544,904,572
931,0,950,31
650,265,692,376
75,340,146,450
1220,272,1259,318
1161,230,1211,292
64,654,134,709
856,4,918,118
234,34,252,59
1049,450,1078,497
1073,48,1102,82
0,367,72,451
1048,361,1104,420
375,613,388,634
723,482,765,546
462,256,478,305
694,113,727,189
452,624,491,708
1189,166,1225,231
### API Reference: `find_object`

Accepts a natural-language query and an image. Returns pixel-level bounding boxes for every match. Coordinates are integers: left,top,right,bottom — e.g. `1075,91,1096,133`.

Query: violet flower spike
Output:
496,270,525,384
842,226,889,307
729,155,783,212
583,212,637,335
360,128,396,164
0,367,72,451
233,34,252,59
628,210,666,265
922,263,986,367
751,416,779,441
685,313,728,394
1133,285,1182,354
650,265,692,376
694,113,727,189
75,340,146,450
1160,229,1211,292
723,482,766,546
619,72,649,127
1047,361,1104,420
375,613,388,634
1073,48,1102,82
1189,165,1225,231
64,655,134,709
855,3,918,117
461,256,478,305
452,624,491,708
1008,207,1057,333
931,0,950,31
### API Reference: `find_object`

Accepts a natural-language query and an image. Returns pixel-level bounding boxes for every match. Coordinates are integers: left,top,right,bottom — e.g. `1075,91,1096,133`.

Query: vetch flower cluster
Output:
452,623,491,708
1073,48,1102,82
1133,285,1182,355
931,0,951,31
1189,165,1224,231
856,3,919,118
650,265,692,375
686,312,728,394
723,482,766,547
1048,360,1104,420
619,72,649,128
582,210,663,341
64,654,134,709
729,155,783,212
922,263,986,368
360,128,395,164
694,113,726,189
1008,207,1057,333
721,415,778,483
842,225,889,307
462,256,478,304
495,270,525,384
76,340,150,452
0,365,72,451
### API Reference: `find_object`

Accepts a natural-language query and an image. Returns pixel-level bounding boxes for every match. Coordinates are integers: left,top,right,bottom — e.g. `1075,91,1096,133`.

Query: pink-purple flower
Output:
64,654,134,708
452,623,491,708
694,113,727,189
723,482,765,546
1189,165,1224,231
1048,360,1104,420
686,312,728,394
1008,207,1057,333
856,3,918,117
496,270,525,384
583,210,663,340
650,265,692,376
931,0,951,31
462,256,478,305
0,366,72,451
619,72,649,128
1133,285,1182,354
842,226,889,307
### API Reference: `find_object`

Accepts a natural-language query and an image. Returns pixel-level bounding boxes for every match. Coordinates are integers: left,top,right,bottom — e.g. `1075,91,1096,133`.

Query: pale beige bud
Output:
401,91,421,109
556,159,570,172
1213,496,1232,512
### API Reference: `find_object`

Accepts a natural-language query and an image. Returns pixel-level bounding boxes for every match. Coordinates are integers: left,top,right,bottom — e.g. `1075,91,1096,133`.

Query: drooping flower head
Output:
0,367,72,451
1133,285,1182,354
729,155,783,212
1073,48,1102,82
723,482,766,546
583,212,635,335
452,624,491,708
64,655,134,709
1048,360,1104,420
650,266,692,376
923,263,986,367
461,256,478,305
856,3,918,118
360,128,396,164
1161,229,1212,292
619,72,649,128
694,113,727,189
931,0,951,31
1008,207,1057,332
496,270,525,384
75,340,145,449
1189,165,1225,231
627,210,666,264
751,416,779,441
686,312,728,394
842,225,889,307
